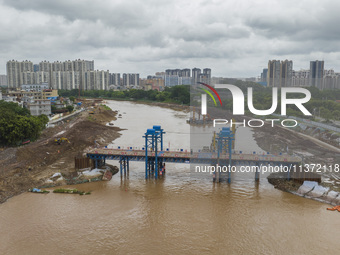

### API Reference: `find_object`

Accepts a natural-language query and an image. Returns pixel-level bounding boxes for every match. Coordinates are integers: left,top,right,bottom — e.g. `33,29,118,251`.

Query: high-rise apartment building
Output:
71,59,94,91
122,73,129,86
192,68,201,84
123,73,139,87
63,60,74,72
131,73,139,86
292,70,310,87
51,71,79,90
94,70,110,90
309,60,324,89
203,68,211,78
201,68,212,83
0,75,7,86
166,69,191,77
109,73,121,85
165,75,180,87
39,61,51,72
280,60,293,87
261,68,268,83
38,59,94,90
181,69,191,77
323,69,340,90
267,60,281,87
162,68,210,86
33,64,39,72
6,60,33,88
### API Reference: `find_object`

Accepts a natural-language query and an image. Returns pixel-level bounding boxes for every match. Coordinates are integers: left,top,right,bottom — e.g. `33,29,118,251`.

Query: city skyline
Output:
1,0,340,78
4,59,213,90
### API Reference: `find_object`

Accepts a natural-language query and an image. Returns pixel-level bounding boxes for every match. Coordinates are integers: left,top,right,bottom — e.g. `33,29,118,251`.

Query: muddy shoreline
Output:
254,119,340,205
0,103,122,204
0,100,190,204
1,100,338,206
206,107,340,205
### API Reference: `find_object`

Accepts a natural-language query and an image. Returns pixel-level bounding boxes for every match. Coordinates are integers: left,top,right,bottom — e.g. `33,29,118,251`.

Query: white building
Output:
0,75,7,86
84,70,109,90
6,60,34,88
323,74,340,90
292,69,310,87
27,99,51,116
21,83,49,92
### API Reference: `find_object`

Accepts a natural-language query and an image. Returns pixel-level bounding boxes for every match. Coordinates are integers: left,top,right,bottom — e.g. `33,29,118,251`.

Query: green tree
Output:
66,105,74,113
0,101,48,146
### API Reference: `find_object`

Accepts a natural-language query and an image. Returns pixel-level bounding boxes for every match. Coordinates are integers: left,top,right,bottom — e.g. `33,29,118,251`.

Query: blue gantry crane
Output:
143,125,166,179
214,127,234,183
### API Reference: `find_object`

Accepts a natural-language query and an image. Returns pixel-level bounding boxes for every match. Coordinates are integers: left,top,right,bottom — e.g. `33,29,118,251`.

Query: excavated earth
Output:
0,105,121,204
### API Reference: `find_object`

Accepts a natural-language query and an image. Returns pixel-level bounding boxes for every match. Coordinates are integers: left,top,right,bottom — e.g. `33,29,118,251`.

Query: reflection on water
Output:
0,101,339,255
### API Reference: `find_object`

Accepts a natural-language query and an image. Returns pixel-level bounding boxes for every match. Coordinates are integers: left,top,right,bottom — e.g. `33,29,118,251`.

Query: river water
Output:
0,101,339,255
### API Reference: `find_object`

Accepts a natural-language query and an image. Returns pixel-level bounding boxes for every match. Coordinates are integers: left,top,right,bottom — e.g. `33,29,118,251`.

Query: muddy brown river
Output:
0,101,339,255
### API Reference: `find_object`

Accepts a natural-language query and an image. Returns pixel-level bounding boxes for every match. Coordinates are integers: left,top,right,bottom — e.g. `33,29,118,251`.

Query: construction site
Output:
0,100,121,204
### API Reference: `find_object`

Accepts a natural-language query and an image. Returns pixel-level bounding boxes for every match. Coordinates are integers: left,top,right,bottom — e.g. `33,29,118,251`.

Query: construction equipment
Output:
55,137,70,145
327,205,340,212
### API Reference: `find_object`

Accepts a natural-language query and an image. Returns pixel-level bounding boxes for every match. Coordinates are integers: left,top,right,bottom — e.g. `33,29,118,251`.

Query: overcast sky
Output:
1,0,340,78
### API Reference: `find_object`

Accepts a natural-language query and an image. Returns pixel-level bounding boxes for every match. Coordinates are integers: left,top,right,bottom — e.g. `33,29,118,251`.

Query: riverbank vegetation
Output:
59,82,339,121
53,188,91,195
0,101,49,146
59,85,190,105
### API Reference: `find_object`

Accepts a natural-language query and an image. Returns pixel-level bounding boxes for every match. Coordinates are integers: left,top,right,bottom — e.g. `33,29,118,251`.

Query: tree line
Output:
59,82,339,121
59,85,190,105
0,101,49,146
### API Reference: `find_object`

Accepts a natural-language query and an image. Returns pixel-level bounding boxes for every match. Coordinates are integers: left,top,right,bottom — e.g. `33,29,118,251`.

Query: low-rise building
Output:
27,99,51,116
52,99,65,109
4,91,43,101
42,89,59,100
21,83,49,92
2,95,17,103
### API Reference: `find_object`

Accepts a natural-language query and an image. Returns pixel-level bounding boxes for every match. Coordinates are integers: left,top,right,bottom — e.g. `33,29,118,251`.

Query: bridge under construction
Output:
87,125,301,183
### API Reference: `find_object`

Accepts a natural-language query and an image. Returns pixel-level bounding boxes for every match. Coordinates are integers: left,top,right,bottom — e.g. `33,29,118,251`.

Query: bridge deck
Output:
87,148,301,164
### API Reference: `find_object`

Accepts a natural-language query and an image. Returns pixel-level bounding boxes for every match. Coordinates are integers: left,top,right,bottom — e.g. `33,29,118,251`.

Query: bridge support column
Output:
227,168,231,184
287,163,292,181
119,156,129,178
123,158,126,176
215,168,220,183
119,156,123,177
228,136,232,184
255,162,260,182
127,158,129,175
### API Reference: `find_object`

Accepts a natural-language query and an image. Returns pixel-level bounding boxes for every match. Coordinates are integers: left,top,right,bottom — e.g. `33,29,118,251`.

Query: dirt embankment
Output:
0,105,121,204
207,107,340,199
207,107,339,164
